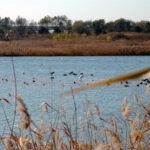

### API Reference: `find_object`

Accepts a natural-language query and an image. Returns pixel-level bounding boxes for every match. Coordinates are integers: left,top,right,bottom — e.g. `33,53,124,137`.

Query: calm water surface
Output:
0,56,150,132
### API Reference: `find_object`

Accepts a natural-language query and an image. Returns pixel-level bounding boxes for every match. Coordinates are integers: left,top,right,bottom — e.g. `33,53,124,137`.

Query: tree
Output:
0,18,4,34
72,21,85,34
28,21,37,34
38,15,71,33
106,21,115,33
72,20,93,35
38,26,48,34
114,18,132,32
52,15,69,32
0,17,14,33
137,21,150,33
66,19,72,33
83,21,93,35
39,15,52,26
93,19,105,35
15,16,28,36
0,17,14,40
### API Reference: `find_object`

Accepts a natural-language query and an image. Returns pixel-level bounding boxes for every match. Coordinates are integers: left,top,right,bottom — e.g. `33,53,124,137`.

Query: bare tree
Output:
15,16,28,36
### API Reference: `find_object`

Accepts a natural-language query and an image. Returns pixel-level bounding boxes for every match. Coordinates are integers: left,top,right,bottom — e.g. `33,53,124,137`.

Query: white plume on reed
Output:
79,117,85,131
146,84,150,94
40,102,48,113
16,94,31,129
121,97,131,119
95,142,112,150
87,110,93,118
104,127,122,150
94,103,100,115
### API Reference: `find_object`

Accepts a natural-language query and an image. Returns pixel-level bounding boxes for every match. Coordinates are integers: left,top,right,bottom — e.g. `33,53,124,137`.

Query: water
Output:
0,56,150,133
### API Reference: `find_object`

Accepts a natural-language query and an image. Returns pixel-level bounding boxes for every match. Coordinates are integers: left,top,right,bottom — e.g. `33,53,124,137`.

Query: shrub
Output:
106,35,112,41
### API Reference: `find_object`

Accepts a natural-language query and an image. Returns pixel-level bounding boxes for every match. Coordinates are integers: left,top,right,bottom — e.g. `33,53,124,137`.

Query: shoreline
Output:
0,32,150,56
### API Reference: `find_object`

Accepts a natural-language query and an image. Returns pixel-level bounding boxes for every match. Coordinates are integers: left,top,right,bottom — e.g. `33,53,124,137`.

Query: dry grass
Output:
0,32,150,56
1,91,150,150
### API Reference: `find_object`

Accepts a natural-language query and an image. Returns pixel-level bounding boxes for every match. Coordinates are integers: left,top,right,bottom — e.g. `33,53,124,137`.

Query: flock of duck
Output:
2,71,150,89
50,71,94,81
120,78,150,87
47,71,150,88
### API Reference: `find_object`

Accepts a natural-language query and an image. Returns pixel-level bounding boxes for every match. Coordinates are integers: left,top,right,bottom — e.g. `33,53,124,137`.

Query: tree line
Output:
0,15,150,39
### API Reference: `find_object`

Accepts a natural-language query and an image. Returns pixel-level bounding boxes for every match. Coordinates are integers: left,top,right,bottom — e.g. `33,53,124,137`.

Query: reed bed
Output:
0,33,150,56
0,68,150,149
1,91,150,150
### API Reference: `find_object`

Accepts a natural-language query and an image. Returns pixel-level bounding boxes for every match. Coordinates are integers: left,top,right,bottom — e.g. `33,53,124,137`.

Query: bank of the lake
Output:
0,32,150,56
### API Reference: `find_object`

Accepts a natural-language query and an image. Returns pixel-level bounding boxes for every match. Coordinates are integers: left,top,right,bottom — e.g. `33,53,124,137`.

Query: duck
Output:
79,73,84,81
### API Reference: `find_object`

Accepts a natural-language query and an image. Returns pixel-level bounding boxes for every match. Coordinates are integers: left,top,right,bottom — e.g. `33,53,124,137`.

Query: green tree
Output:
105,21,115,33
39,15,52,26
72,21,85,34
66,19,72,33
72,21,93,35
0,17,14,33
83,21,93,35
137,21,150,33
114,18,132,32
52,15,69,32
93,19,105,35
15,16,28,36
38,26,48,34
28,21,37,34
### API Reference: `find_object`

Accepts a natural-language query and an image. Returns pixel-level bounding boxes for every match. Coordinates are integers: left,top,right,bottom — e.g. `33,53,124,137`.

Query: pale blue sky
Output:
0,0,150,22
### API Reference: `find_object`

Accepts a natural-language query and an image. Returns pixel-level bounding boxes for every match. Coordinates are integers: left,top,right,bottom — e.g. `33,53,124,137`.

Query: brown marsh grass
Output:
0,32,150,56
0,67,150,149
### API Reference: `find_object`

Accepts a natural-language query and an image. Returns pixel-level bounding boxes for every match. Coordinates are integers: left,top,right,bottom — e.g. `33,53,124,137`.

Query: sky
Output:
0,0,150,22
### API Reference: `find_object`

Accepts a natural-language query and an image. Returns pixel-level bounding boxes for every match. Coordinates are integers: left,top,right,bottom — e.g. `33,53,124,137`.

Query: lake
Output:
0,56,150,133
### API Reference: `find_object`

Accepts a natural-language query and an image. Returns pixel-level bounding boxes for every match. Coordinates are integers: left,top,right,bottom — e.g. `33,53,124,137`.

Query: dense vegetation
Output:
1,15,150,56
0,15,150,40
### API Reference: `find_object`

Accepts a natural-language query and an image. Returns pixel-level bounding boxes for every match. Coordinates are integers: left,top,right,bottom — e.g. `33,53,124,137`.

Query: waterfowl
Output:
73,73,77,76
69,72,73,74
51,76,54,80
79,73,84,80
50,72,55,75
124,84,129,87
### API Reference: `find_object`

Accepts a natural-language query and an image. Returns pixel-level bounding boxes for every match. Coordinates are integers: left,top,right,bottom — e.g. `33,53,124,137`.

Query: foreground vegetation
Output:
1,93,150,150
0,32,150,56
0,68,150,150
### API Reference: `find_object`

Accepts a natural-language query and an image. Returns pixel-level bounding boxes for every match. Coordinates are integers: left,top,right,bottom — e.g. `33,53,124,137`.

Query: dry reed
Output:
0,32,150,56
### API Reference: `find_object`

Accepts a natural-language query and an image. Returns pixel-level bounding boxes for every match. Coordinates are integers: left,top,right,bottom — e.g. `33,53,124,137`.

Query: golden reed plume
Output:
62,67,150,96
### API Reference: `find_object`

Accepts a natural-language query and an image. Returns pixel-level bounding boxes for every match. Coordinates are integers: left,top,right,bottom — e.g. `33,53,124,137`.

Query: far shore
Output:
0,32,150,56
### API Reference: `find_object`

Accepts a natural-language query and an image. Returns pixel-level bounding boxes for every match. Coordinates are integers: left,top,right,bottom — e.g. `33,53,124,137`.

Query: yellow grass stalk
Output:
87,110,93,118
146,84,150,94
79,117,85,131
134,94,138,103
94,103,100,116
131,127,150,139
